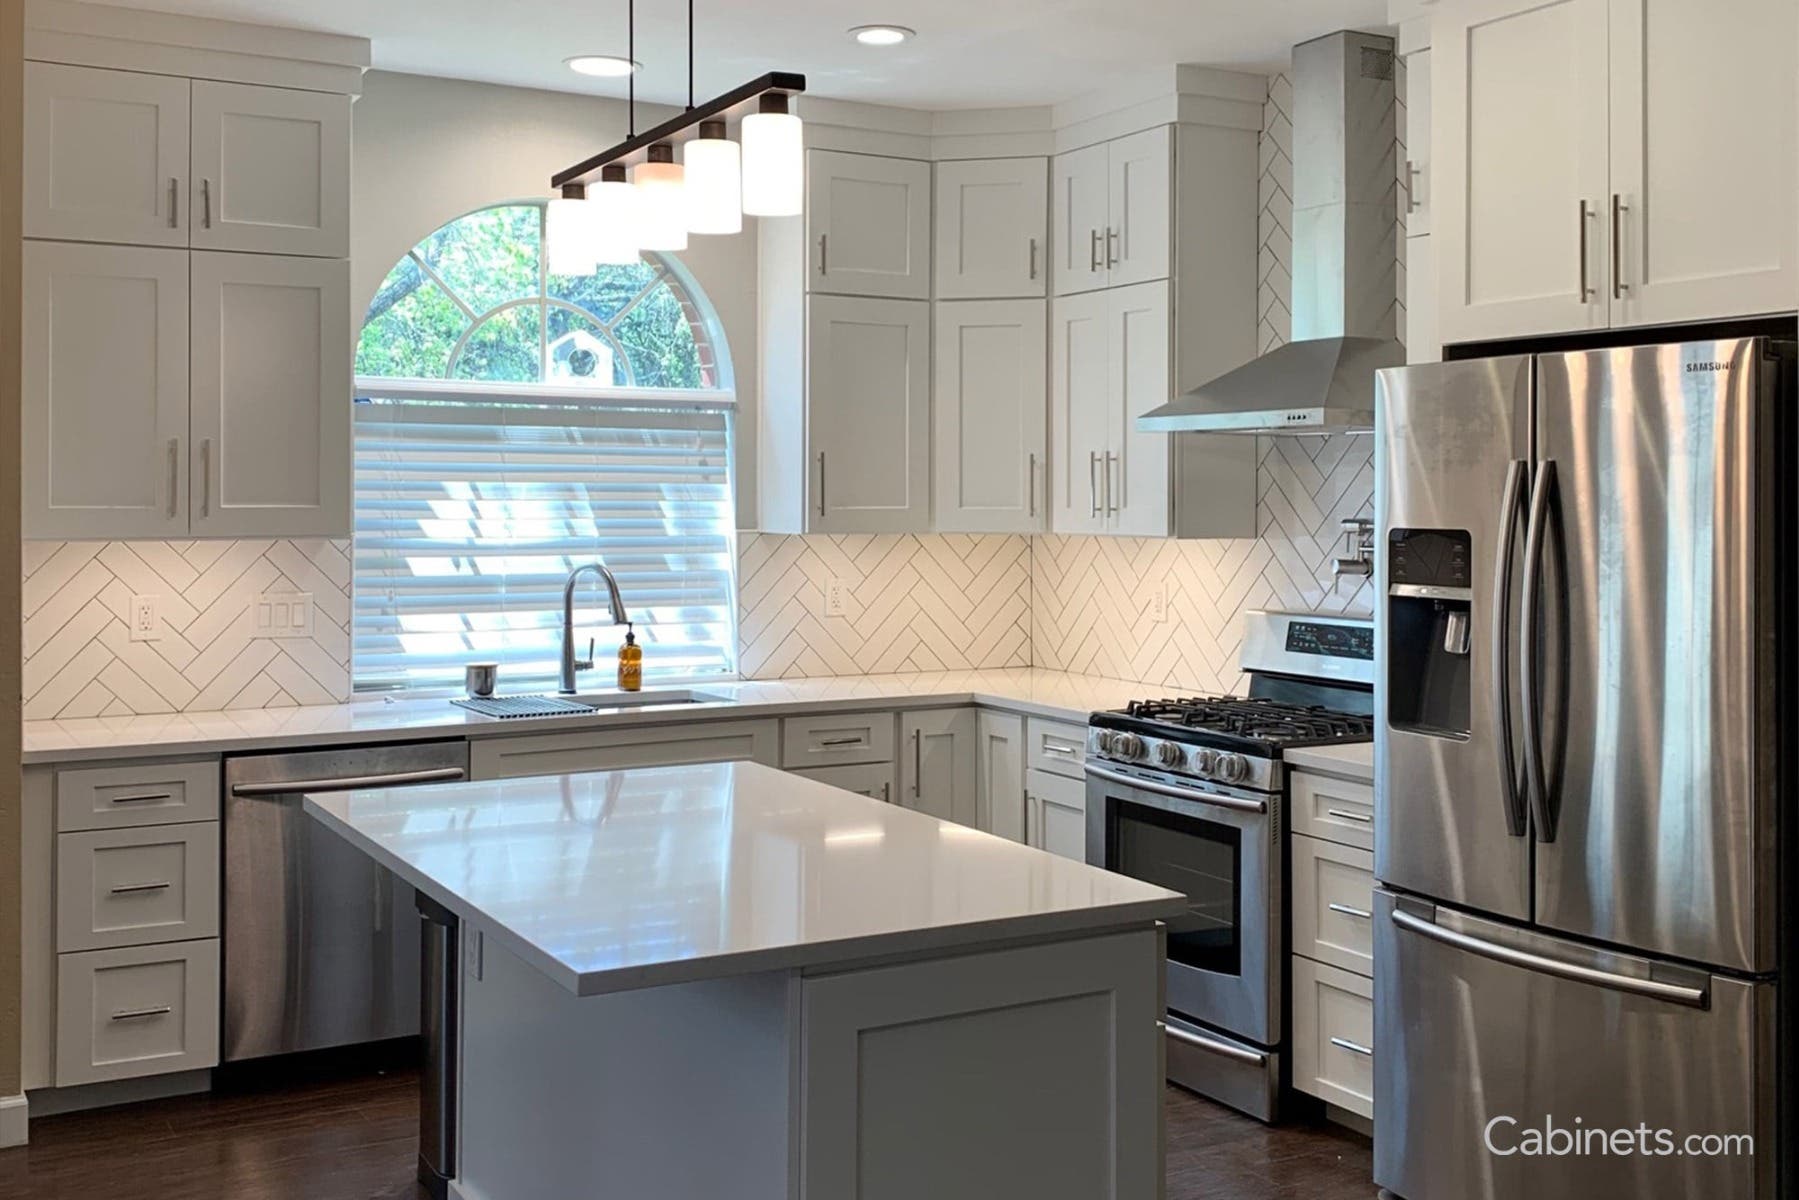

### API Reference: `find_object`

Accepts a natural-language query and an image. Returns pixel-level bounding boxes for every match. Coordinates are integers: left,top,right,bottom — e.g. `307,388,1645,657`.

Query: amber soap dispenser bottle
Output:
617,623,642,692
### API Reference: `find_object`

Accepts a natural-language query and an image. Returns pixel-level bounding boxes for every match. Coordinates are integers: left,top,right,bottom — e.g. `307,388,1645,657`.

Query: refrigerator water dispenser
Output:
1385,528,1472,739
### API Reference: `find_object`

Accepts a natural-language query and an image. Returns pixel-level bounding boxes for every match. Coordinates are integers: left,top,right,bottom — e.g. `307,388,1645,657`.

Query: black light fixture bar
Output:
551,71,805,189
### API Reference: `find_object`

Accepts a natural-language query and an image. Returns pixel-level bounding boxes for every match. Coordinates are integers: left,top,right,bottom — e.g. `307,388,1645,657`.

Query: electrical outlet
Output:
1149,583,1169,624
254,592,314,639
128,595,158,642
824,577,849,618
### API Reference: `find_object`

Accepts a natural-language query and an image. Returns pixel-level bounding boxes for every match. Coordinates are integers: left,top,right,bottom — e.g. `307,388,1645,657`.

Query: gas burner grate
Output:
1119,697,1373,744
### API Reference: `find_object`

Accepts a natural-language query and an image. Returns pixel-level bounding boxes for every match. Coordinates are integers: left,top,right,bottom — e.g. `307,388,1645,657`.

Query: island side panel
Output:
452,929,796,1200
799,926,1163,1200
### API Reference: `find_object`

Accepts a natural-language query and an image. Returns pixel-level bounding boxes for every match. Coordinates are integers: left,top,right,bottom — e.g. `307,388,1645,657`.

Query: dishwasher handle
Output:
230,766,467,797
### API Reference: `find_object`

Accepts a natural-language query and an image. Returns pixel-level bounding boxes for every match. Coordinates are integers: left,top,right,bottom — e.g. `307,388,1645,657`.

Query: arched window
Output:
352,202,737,694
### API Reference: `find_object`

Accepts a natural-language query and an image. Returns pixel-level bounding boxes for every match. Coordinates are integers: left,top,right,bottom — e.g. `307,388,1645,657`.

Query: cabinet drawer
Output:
1289,770,1374,850
781,712,896,768
790,762,897,804
471,719,780,780
1026,717,1088,779
56,760,220,831
1290,834,1374,977
1291,956,1374,1119
56,940,220,1086
57,823,220,953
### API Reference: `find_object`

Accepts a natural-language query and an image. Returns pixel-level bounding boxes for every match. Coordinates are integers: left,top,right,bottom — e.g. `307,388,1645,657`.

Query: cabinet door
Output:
1050,290,1112,534
976,710,1025,842
23,241,190,539
1051,143,1110,296
899,708,978,828
1105,127,1172,288
190,81,351,258
790,762,897,804
189,252,351,538
1025,768,1088,862
1435,0,1610,344
1106,281,1171,538
1606,0,1798,327
933,300,1047,534
24,63,189,247
807,150,931,300
1401,49,1432,237
934,158,1048,299
808,296,931,533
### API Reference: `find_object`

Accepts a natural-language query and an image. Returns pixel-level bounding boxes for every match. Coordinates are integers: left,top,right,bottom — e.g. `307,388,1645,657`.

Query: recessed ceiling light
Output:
849,25,915,46
565,54,642,78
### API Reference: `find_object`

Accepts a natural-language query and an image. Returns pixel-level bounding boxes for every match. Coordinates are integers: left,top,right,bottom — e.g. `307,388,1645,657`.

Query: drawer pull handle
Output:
109,792,174,805
112,1005,173,1022
1326,808,1372,823
1330,1036,1373,1057
110,881,174,895
816,737,866,748
1042,743,1077,757
1327,902,1372,920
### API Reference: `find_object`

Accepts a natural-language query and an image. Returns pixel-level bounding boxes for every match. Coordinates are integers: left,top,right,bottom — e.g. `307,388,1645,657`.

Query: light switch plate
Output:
254,592,314,639
128,595,158,642
824,577,849,618
1149,583,1169,624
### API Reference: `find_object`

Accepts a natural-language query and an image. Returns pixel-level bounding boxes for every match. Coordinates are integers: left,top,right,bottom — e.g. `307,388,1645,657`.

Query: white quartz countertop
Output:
1283,742,1374,782
21,670,1186,764
304,760,1186,996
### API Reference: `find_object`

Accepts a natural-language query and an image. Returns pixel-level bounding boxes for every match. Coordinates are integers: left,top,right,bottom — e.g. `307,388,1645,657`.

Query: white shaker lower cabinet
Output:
976,710,1025,842
899,708,979,827
1290,956,1375,1120
806,149,932,300
23,241,190,539
934,157,1048,299
189,251,351,538
189,80,351,258
790,761,897,804
54,933,220,1087
800,930,1163,1200
1026,768,1088,862
933,300,1047,533
803,295,931,533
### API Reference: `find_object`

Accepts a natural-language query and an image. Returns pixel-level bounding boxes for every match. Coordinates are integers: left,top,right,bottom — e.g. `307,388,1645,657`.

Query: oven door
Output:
1084,762,1278,1046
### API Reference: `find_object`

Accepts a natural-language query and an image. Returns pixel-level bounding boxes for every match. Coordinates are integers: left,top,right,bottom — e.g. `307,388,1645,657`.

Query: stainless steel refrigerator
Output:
1372,336,1793,1200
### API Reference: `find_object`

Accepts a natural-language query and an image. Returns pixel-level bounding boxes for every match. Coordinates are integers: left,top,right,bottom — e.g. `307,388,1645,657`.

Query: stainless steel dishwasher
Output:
222,741,469,1061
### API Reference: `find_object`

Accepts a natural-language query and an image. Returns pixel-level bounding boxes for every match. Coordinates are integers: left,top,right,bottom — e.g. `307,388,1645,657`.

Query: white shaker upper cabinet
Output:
807,296,931,533
23,63,190,247
189,252,352,538
1050,289,1113,534
1106,281,1172,538
1104,127,1172,290
1606,0,1798,327
1401,47,1432,238
1435,0,1610,345
806,150,932,300
1052,143,1110,296
933,300,1048,534
23,241,190,539
934,158,1048,299
189,81,351,258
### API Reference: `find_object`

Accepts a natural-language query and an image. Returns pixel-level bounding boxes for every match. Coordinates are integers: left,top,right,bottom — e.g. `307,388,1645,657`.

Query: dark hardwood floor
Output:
0,1066,1374,1199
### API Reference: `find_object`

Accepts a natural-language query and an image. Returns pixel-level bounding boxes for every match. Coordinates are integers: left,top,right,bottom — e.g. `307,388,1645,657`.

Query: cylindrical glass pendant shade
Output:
741,93,802,217
684,120,743,235
634,143,688,252
590,164,644,265
545,188,597,275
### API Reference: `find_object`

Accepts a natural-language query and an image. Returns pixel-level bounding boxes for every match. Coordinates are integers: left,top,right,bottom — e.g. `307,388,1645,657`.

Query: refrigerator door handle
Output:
1491,458,1528,837
1519,459,1557,843
1390,908,1708,1008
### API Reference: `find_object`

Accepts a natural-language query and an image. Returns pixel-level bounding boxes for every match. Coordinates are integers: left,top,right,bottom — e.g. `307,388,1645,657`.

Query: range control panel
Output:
1388,529,1472,590
1284,621,1374,661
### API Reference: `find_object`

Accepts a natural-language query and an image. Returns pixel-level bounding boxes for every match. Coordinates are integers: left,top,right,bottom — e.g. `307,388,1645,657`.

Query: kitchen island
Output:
304,760,1184,1200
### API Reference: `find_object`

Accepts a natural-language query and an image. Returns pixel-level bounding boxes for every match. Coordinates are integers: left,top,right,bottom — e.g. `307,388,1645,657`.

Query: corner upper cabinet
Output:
190,81,351,258
807,150,932,300
933,300,1047,533
189,252,352,538
806,296,931,533
23,241,191,539
934,158,1048,299
1052,128,1171,296
1051,143,1110,295
23,63,190,247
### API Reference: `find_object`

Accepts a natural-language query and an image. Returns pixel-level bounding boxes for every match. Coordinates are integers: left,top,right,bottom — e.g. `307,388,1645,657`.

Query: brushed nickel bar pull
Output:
1028,237,1039,280
818,233,828,275
1041,743,1077,757
816,452,826,518
1028,452,1038,517
817,736,864,748
1577,200,1594,300
1106,227,1120,269
202,178,213,228
109,792,173,805
167,439,180,519
1089,229,1102,273
1611,193,1628,299
168,177,179,228
1105,451,1119,515
881,782,890,803
912,730,922,797
1330,1037,1373,1057
112,1006,173,1021
199,438,212,518
1328,902,1373,920
1089,451,1100,517
111,881,174,895
1327,808,1372,823
1404,161,1421,216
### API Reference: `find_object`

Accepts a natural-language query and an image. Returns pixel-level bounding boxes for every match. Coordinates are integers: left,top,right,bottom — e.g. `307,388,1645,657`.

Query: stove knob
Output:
1193,748,1219,776
1112,733,1144,760
1215,753,1249,784
1095,730,1115,754
1154,741,1187,770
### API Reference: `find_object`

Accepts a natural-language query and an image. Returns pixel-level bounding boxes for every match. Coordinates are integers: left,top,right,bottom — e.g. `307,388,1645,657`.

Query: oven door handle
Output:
1083,764,1267,814
1160,1021,1268,1066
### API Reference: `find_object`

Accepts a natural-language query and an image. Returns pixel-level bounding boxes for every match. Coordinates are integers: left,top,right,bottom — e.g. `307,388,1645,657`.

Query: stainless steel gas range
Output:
1084,610,1374,1121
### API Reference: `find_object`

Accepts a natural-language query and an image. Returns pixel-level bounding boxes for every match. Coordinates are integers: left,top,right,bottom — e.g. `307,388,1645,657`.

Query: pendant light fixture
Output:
550,0,804,235
590,164,644,264
546,183,597,275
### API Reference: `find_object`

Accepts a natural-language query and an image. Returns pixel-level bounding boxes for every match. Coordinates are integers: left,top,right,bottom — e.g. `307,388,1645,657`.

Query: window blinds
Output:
352,382,737,692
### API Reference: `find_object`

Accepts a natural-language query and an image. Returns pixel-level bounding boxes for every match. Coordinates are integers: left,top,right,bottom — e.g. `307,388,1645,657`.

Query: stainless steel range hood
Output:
1140,30,1401,436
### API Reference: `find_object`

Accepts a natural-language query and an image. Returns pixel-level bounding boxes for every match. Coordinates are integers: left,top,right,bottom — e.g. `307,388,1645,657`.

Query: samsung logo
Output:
1686,361,1729,373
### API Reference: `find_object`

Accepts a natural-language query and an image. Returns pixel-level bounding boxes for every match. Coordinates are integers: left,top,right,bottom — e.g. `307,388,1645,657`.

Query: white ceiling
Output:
90,0,1390,109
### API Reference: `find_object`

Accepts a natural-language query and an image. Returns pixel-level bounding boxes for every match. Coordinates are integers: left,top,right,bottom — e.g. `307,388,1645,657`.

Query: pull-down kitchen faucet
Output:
560,562,629,694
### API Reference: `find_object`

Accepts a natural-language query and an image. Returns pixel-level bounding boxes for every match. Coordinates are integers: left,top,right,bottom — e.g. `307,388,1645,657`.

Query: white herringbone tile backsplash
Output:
23,540,353,718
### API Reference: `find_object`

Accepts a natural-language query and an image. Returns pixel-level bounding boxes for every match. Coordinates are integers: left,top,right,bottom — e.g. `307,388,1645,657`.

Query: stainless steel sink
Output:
453,688,732,720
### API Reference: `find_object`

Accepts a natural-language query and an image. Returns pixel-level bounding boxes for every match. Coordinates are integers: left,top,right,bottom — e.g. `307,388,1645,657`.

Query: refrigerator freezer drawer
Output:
1374,889,1776,1200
